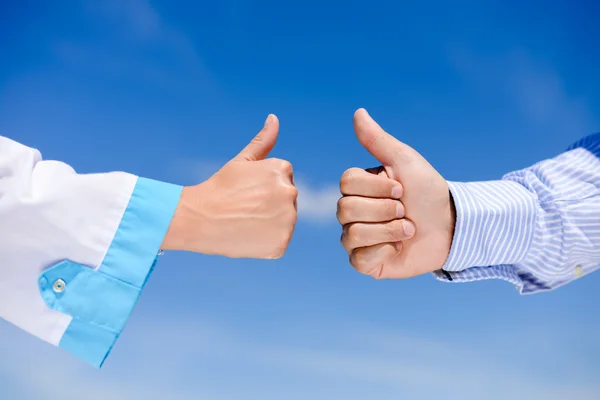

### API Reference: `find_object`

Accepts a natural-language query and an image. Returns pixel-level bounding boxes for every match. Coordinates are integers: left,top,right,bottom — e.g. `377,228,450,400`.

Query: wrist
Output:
161,185,204,252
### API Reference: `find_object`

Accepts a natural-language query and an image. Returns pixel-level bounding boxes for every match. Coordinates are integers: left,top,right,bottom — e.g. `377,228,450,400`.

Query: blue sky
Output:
1,0,600,399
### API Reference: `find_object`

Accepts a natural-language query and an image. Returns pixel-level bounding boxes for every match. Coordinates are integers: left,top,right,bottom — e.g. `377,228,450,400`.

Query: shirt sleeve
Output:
0,136,182,367
433,132,600,294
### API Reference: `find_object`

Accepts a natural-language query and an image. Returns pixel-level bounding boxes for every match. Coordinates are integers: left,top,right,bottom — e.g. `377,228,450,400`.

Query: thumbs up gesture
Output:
337,109,455,279
162,114,298,259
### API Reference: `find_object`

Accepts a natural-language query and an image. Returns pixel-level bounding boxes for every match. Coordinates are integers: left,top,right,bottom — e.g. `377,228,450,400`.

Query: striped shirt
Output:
433,133,600,294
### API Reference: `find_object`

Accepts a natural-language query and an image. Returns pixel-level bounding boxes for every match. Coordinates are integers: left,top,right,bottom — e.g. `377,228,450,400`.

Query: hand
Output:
162,114,298,259
338,109,455,279
337,167,417,271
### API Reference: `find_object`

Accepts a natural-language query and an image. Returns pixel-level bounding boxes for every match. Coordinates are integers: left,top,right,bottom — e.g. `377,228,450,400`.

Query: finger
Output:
349,242,400,278
235,114,279,161
341,219,416,251
353,108,401,165
354,108,418,170
337,196,405,225
339,168,403,198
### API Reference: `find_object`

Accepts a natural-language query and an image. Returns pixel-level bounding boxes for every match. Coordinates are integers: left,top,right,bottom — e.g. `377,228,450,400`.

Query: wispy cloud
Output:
1,317,599,400
448,47,598,135
51,0,214,92
295,179,339,223
86,0,164,39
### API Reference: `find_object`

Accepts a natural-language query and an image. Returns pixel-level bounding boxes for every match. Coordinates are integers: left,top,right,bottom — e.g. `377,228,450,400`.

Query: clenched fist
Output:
162,114,298,259
338,109,456,279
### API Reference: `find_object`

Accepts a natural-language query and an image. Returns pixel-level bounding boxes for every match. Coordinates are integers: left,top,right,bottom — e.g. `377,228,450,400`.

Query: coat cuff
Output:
38,177,182,367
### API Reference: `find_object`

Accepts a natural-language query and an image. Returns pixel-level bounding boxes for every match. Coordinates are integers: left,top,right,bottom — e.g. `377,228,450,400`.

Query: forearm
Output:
0,136,181,366
0,116,297,366
435,133,600,294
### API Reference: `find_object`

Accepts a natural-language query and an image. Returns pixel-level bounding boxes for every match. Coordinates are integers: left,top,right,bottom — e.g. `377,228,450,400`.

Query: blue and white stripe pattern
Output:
434,133,600,294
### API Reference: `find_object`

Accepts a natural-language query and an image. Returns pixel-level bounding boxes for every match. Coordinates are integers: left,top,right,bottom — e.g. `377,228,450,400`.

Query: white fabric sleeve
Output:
0,136,182,367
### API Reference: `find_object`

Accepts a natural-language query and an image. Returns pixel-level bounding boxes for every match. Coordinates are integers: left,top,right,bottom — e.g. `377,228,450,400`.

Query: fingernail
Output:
394,241,403,252
403,220,415,237
264,114,273,128
396,202,404,218
391,186,403,199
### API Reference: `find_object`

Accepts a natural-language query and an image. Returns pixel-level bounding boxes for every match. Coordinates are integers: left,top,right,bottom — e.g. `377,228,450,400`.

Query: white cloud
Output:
295,179,339,223
1,317,599,400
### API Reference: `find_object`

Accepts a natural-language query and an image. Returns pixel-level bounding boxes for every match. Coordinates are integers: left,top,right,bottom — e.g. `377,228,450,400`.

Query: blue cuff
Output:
38,177,182,367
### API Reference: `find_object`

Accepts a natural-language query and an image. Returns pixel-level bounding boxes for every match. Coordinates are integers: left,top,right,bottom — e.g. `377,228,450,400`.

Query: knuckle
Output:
349,251,370,274
342,167,362,179
336,207,342,223
336,197,351,222
345,223,362,247
339,178,349,194
279,159,293,173
350,249,364,267
286,184,299,199
336,197,343,216
340,168,361,193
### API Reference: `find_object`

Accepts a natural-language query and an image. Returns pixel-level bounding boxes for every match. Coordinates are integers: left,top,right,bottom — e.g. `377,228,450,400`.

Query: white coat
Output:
0,136,182,367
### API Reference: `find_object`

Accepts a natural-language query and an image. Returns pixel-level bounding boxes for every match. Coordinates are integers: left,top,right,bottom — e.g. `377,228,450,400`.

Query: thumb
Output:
354,108,411,166
235,114,279,161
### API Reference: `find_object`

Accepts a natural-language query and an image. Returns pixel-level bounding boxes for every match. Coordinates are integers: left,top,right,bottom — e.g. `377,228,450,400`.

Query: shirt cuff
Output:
432,180,538,288
432,266,557,295
37,177,182,367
